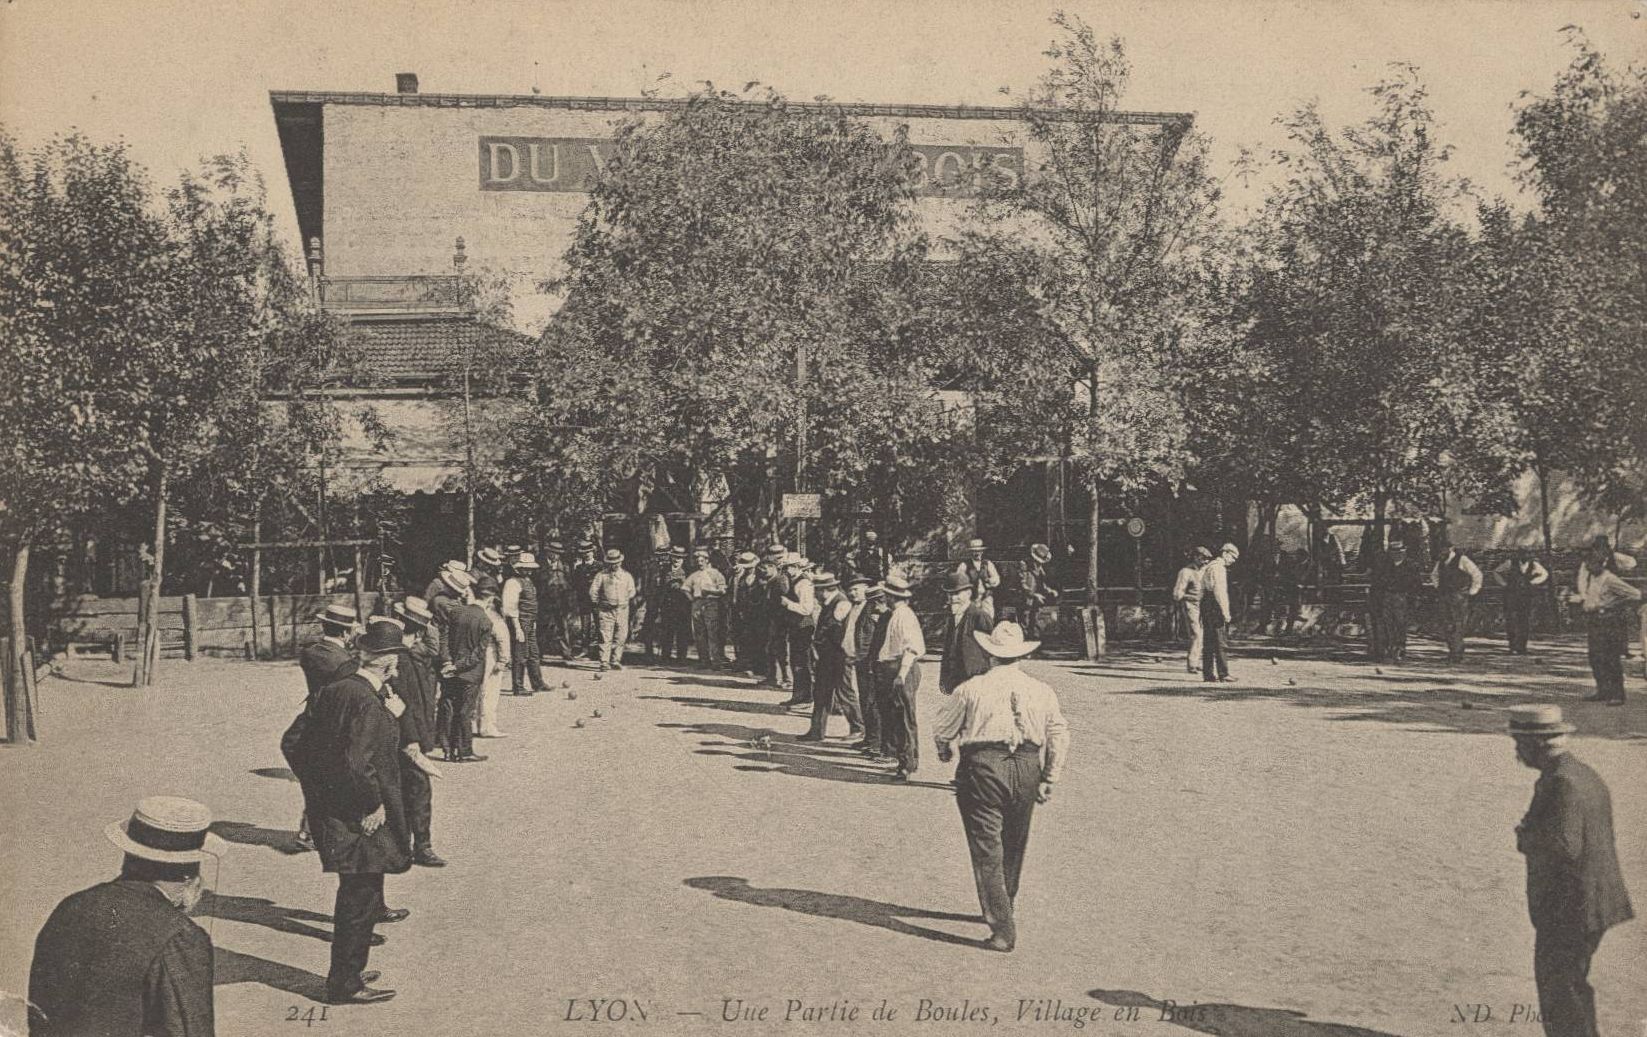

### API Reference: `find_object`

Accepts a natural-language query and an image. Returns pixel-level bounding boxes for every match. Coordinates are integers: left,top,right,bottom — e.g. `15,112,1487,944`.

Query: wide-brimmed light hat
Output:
105,796,228,865
812,571,840,590
966,538,987,551
395,596,434,628
882,575,913,599
314,603,359,629
973,621,1040,659
476,547,503,568
604,548,624,564
513,552,540,570
734,551,758,568
440,568,474,594
1029,543,1052,564
1507,704,1576,737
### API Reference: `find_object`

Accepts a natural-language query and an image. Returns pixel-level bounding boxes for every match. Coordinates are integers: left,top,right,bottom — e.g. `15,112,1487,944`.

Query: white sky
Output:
2,0,1643,249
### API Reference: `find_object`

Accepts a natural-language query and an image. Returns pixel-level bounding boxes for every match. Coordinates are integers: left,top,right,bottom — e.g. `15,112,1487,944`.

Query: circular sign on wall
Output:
1125,517,1146,539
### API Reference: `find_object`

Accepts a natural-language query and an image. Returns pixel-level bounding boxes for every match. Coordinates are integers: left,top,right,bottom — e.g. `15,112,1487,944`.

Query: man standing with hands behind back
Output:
1509,704,1632,1037
1199,543,1239,683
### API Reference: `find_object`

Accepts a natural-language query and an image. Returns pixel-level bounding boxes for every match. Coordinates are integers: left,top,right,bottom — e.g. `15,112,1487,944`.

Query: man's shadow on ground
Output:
213,948,327,1002
686,876,983,948
640,693,791,716
201,893,333,1002
1088,989,1407,1037
659,721,951,789
201,892,334,942
210,819,309,855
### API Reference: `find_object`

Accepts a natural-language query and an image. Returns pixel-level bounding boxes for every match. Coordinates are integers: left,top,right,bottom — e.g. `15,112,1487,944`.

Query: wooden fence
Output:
50,591,389,661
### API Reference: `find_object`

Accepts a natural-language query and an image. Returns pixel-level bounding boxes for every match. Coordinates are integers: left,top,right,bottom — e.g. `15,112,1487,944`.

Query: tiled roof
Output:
347,318,533,382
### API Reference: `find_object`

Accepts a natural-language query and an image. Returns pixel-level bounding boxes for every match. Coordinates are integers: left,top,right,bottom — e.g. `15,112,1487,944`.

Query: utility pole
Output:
795,339,807,559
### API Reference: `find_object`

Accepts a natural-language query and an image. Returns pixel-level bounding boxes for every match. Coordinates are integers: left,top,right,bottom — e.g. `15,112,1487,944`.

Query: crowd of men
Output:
20,529,1641,1036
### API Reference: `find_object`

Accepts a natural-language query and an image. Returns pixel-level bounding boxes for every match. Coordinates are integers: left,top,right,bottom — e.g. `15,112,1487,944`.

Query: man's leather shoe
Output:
985,934,1015,952
1584,693,1608,701
454,753,488,763
795,733,824,742
377,907,410,924
359,970,380,985
368,933,385,947
328,985,396,1005
414,847,448,867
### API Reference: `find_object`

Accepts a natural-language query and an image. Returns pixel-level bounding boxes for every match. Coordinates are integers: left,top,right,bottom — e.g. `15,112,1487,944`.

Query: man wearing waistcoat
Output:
799,572,853,741
1496,549,1550,655
1510,705,1633,1037
941,568,994,695
852,583,892,758
730,551,766,675
1431,545,1483,662
503,552,549,695
779,553,816,707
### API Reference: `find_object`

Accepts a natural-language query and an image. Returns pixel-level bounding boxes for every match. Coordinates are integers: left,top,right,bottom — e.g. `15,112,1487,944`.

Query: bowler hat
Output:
1029,543,1052,564
105,796,228,866
1507,704,1576,737
315,603,358,629
943,568,973,594
883,575,913,599
973,621,1040,659
358,618,405,655
474,576,501,599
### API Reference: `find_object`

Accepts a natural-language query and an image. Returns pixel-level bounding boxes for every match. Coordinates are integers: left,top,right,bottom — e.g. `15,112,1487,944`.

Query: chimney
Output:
396,72,419,94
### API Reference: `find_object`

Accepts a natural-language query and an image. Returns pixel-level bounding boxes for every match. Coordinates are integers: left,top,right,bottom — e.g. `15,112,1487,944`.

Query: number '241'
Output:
286,1006,329,1026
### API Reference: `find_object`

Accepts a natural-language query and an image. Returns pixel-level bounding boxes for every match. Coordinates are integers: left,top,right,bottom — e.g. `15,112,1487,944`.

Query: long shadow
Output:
250,766,299,782
661,721,951,788
213,946,328,1002
1088,989,1407,1037
210,819,310,855
48,673,133,688
201,892,334,942
640,694,792,717
685,876,984,948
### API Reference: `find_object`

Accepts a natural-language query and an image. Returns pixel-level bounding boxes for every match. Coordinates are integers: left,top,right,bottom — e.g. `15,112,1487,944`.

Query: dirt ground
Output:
1,631,1643,1037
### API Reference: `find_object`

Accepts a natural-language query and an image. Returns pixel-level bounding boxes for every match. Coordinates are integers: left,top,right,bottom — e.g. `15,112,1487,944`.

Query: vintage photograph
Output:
0,1,1643,1034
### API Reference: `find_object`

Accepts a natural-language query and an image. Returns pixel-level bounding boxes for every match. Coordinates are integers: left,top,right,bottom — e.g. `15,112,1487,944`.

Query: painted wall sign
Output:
479,136,1023,196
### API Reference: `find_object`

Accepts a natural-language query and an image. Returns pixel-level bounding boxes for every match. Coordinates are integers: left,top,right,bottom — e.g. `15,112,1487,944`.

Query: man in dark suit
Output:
291,604,359,852
434,570,491,763
940,568,994,695
391,597,446,867
297,619,415,1005
1510,705,1633,1037
30,796,226,1037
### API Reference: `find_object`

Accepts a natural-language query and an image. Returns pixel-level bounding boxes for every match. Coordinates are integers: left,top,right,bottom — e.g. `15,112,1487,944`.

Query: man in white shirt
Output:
1494,549,1550,656
1199,543,1239,682
1172,547,1212,675
1431,546,1485,662
780,554,817,707
1570,536,1642,704
589,549,638,671
955,539,1002,621
875,575,926,781
683,547,729,668
935,621,1069,953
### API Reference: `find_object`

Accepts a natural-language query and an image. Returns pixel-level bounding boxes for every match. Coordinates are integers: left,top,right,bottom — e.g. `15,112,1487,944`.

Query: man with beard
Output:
940,568,993,695
851,581,891,758
390,597,446,867
29,797,226,1036
955,538,1003,620
300,619,414,1005
799,572,856,741
876,574,926,780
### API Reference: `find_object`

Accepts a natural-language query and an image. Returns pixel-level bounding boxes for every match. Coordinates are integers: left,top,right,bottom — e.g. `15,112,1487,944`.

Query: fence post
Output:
181,594,197,661
352,544,366,621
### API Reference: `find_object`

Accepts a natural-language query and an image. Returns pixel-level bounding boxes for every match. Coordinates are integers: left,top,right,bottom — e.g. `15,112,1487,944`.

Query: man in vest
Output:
955,538,1003,620
779,553,817,709
1373,542,1423,662
1172,547,1211,674
1200,543,1239,683
503,552,549,695
1018,543,1060,641
852,582,892,759
941,568,994,695
1495,549,1550,655
571,540,602,659
684,545,729,668
589,547,638,671
1431,545,1484,662
799,572,854,741
847,529,891,583
30,796,226,1036
1510,705,1633,1036
537,541,574,664
730,551,765,675
761,544,794,693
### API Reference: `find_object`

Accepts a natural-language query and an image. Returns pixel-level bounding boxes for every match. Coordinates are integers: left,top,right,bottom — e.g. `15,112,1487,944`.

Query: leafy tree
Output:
955,14,1224,608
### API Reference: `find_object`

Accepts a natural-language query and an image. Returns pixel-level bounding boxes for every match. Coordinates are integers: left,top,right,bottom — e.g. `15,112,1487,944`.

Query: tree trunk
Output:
249,508,263,661
6,540,36,743
463,368,476,565
1535,463,1558,629
1082,360,1104,659
136,463,169,686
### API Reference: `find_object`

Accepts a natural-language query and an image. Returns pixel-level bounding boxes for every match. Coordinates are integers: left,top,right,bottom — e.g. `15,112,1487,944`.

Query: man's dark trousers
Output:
329,872,384,996
513,619,547,693
399,758,432,854
789,628,815,698
1443,592,1471,661
1200,600,1230,680
857,659,881,751
1506,592,1533,654
876,660,920,773
1586,611,1629,702
442,676,478,758
956,743,1040,945
1534,928,1602,1037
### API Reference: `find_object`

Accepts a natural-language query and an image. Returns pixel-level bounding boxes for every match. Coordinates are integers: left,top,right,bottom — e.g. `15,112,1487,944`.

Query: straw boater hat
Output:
782,552,804,569
513,551,540,571
476,547,503,568
503,544,524,561
883,575,914,599
812,571,840,591
763,543,787,561
973,620,1040,659
106,796,228,866
670,545,687,558
395,596,434,629
943,568,973,594
735,551,759,569
1029,543,1053,564
1507,704,1575,738
692,545,710,557
1220,543,1241,560
604,547,624,565
966,538,987,552
315,603,358,630
440,567,474,595
546,540,565,553
578,539,597,553
864,583,886,599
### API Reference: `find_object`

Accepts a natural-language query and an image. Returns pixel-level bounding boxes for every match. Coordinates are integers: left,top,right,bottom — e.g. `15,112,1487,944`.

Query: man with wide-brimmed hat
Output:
29,796,225,1036
941,568,994,696
1508,705,1632,1037
424,560,469,611
875,574,926,780
503,551,549,695
729,550,766,675
760,544,793,690
293,618,413,1004
435,570,491,763
589,547,637,670
684,545,729,668
537,540,575,664
799,572,857,740
474,546,505,585
955,538,1002,620
1017,543,1060,641
779,552,818,707
935,621,1070,952
390,597,446,867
